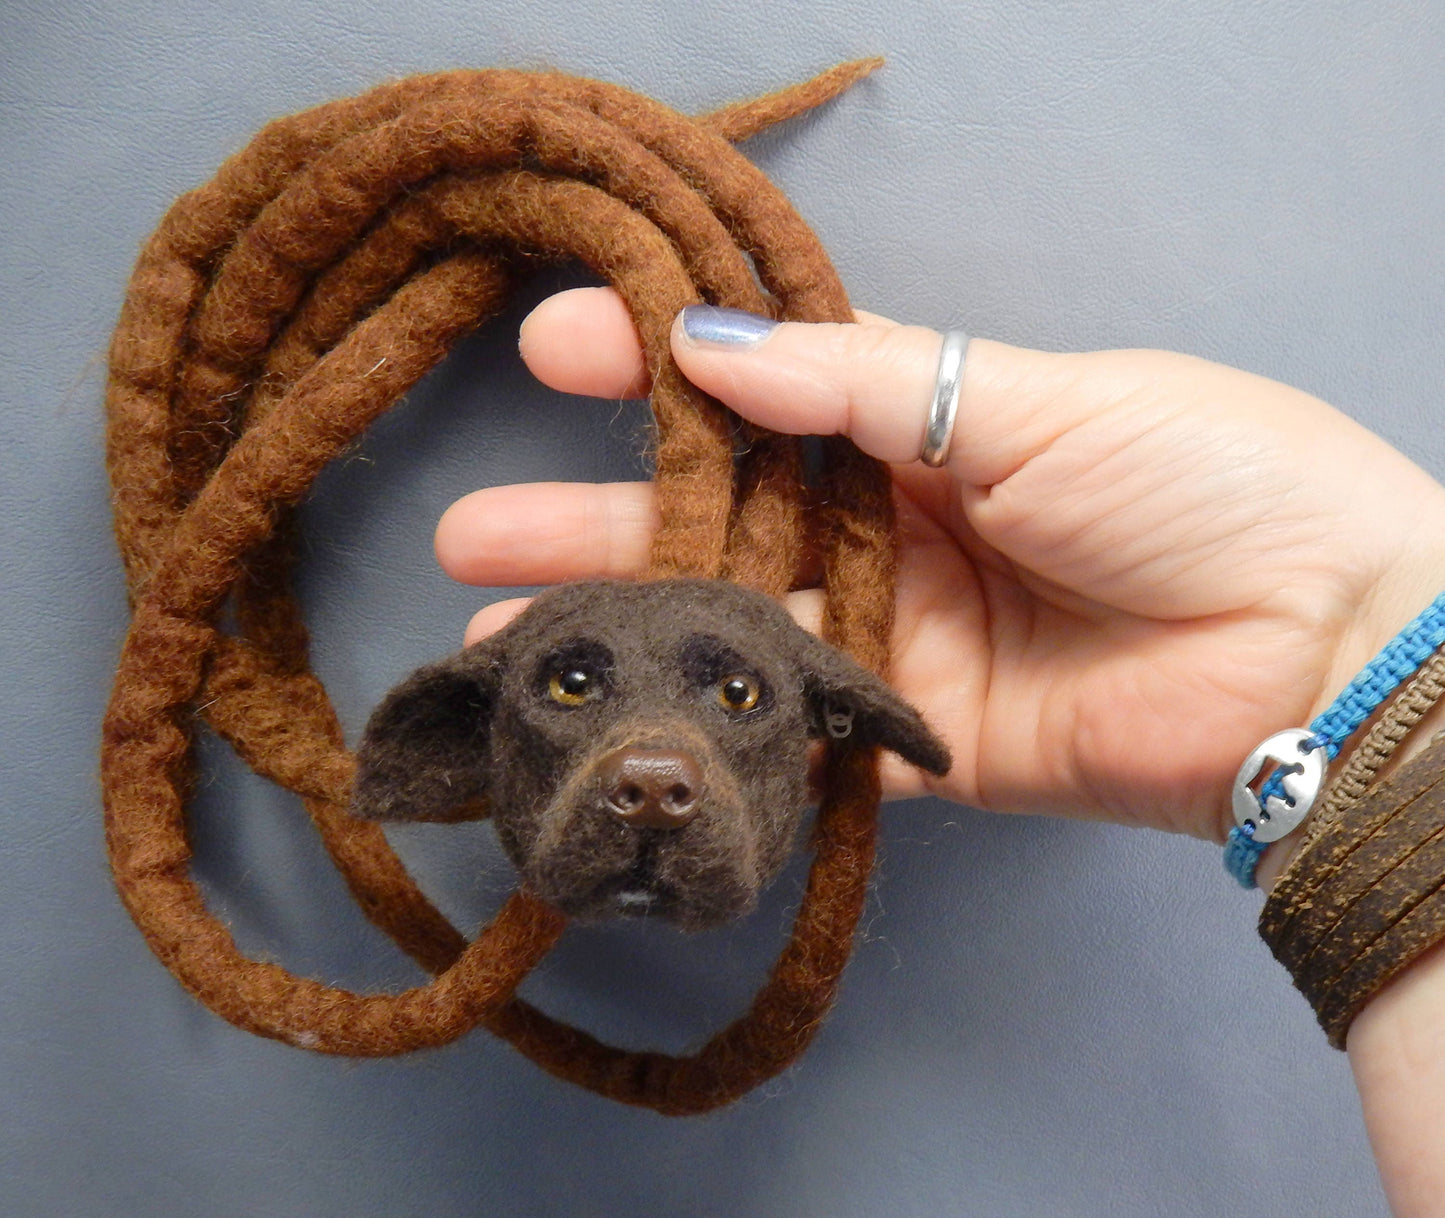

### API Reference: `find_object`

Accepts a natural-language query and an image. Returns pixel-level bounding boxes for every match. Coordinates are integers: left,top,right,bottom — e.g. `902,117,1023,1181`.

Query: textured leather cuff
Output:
1260,731,1445,1049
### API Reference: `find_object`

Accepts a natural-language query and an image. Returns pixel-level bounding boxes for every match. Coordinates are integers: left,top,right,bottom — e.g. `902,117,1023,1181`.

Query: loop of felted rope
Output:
103,63,894,1112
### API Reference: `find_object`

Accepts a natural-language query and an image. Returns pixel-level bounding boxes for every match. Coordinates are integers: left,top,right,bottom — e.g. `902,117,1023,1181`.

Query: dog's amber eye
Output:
549,668,596,707
716,675,761,713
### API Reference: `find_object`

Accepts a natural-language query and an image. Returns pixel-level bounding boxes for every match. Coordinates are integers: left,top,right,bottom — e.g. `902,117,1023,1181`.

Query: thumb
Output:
671,305,1088,484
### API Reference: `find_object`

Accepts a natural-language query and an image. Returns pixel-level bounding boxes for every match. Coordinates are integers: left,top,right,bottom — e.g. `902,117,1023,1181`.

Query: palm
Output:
878,364,1426,839
885,475,1339,837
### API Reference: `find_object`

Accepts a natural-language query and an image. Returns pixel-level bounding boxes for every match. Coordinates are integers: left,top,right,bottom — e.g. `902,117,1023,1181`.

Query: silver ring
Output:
921,330,968,467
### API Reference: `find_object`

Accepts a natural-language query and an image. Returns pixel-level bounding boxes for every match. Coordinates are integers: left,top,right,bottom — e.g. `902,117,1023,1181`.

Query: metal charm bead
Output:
921,330,968,467
1231,728,1327,844
823,705,855,739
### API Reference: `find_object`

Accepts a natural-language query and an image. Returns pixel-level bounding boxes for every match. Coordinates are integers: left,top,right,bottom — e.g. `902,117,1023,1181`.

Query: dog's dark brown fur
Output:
353,579,949,929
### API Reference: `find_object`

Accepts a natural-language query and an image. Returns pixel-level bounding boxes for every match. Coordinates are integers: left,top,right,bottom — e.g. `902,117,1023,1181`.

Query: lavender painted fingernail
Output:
679,305,778,347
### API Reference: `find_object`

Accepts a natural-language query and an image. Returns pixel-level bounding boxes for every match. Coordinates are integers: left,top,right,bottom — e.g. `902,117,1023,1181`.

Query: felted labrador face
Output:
352,578,949,930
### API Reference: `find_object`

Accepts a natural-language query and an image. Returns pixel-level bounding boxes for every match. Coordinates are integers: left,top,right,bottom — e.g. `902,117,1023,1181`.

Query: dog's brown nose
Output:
599,747,703,830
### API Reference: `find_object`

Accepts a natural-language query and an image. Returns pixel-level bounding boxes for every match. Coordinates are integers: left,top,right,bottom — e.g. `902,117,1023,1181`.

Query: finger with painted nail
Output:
672,304,954,465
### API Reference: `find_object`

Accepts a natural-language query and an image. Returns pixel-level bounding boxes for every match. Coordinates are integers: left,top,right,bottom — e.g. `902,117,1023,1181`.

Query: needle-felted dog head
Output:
352,578,949,929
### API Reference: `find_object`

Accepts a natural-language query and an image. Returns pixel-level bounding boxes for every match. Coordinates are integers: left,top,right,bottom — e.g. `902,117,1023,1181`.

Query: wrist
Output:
1251,531,1445,891
1347,937,1445,1215
1255,690,1445,895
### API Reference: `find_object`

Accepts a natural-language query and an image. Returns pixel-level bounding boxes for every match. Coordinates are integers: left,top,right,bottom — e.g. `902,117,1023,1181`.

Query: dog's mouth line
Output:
616,842,661,907
583,840,682,915
615,888,661,914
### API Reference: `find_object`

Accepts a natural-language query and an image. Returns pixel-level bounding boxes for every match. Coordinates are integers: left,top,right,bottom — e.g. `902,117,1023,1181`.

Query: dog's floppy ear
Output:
351,644,504,822
794,633,952,777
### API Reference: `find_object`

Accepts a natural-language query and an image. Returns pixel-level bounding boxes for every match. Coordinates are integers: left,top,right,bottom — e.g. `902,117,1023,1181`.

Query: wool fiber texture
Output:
102,61,904,1114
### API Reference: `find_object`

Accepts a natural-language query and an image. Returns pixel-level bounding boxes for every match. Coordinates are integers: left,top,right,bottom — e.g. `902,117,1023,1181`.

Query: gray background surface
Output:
4,1,1441,1214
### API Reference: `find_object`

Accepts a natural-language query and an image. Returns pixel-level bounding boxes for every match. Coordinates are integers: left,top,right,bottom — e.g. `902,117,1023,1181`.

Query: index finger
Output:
435,480,659,586
519,287,649,398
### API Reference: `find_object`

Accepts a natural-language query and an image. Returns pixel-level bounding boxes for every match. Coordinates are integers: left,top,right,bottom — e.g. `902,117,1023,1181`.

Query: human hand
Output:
436,288,1445,842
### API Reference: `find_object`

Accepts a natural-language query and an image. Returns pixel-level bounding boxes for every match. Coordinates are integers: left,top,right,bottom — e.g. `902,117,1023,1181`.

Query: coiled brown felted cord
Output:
102,61,896,1114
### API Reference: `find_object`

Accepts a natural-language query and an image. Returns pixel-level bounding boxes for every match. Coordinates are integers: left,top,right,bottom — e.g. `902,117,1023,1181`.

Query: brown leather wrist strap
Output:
1260,726,1445,1049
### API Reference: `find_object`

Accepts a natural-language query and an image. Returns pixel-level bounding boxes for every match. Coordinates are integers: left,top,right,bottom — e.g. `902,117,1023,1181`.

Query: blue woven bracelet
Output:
1225,590,1445,888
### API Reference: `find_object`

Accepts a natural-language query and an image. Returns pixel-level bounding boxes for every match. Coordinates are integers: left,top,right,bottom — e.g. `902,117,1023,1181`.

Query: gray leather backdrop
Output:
5,2,1441,1214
